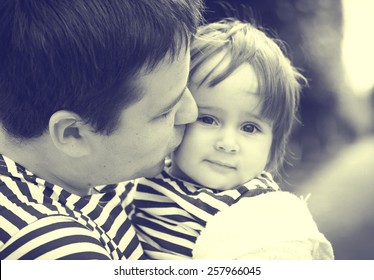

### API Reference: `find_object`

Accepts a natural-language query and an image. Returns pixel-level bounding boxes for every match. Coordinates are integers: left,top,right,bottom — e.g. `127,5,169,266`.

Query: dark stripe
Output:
99,191,116,204
20,234,106,260
112,215,132,243
0,154,143,260
0,227,11,244
100,204,122,231
149,235,193,257
134,216,196,242
73,196,90,210
137,183,166,195
141,242,189,259
0,182,42,219
0,155,8,173
239,187,275,199
147,178,221,216
141,242,167,259
124,203,133,217
58,252,110,260
122,234,142,259
85,197,104,221
8,184,54,219
197,188,237,205
162,214,197,223
0,181,14,197
121,181,135,200
0,219,87,259
42,187,54,205
134,199,179,208
16,181,33,200
86,207,102,221
0,206,28,229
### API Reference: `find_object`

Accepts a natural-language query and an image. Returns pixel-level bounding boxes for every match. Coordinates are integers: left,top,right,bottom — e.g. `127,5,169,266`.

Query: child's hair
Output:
0,0,203,139
190,18,307,178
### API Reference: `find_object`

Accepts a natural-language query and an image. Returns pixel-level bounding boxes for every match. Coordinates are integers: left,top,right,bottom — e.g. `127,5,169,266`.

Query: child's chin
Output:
204,182,235,191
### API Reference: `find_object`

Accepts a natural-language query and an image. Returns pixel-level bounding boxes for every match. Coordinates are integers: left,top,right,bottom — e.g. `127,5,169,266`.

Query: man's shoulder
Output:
0,215,111,259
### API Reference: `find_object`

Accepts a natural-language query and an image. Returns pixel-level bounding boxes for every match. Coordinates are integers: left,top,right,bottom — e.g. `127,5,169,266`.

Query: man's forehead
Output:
129,47,190,114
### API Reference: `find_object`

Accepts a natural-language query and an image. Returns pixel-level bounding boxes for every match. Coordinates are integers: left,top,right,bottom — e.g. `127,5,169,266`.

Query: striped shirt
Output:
0,154,145,260
131,167,279,259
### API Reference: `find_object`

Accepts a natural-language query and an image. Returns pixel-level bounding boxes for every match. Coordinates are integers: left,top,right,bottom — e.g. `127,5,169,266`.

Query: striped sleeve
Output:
0,215,111,260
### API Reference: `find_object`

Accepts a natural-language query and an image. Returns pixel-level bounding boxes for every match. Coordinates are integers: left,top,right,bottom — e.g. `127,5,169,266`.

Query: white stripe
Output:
80,193,102,216
105,200,142,255
0,192,37,224
2,156,19,176
0,176,58,216
0,215,19,237
64,193,81,208
141,206,195,218
135,191,175,203
46,186,71,216
1,216,69,251
146,249,190,260
137,219,196,248
146,180,212,221
36,242,109,260
141,208,204,230
127,243,145,260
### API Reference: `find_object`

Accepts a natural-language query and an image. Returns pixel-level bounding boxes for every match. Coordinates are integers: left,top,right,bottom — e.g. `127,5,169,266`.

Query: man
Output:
0,0,203,259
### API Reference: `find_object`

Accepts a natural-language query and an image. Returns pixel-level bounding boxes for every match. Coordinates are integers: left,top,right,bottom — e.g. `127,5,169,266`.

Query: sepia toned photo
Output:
1,0,373,269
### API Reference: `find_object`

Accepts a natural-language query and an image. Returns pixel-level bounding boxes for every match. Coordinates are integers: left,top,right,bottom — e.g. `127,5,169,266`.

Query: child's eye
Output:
197,116,217,125
242,123,260,133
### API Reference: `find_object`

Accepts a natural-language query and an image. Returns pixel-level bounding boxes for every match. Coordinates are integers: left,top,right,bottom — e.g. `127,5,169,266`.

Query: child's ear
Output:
48,110,92,157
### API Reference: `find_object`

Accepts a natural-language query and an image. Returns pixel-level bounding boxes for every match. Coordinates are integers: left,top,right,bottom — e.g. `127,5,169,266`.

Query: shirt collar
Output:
0,153,81,198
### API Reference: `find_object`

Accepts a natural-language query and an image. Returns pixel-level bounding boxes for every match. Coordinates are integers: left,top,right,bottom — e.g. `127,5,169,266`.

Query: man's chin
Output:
143,159,165,178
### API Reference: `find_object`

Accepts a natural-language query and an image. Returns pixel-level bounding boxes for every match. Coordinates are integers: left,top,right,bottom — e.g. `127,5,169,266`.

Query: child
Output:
131,18,334,260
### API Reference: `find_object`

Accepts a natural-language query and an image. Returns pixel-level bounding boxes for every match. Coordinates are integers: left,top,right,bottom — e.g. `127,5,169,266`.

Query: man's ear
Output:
48,110,92,157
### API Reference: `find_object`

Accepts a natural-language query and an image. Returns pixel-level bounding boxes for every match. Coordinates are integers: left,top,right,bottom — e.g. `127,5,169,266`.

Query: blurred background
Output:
203,0,374,260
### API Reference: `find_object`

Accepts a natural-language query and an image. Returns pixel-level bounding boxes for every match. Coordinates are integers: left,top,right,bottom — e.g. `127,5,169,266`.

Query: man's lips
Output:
171,126,186,151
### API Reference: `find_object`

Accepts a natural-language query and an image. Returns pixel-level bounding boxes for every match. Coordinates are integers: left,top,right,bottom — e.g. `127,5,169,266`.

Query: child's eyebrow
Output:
158,86,187,115
243,112,272,125
197,105,221,111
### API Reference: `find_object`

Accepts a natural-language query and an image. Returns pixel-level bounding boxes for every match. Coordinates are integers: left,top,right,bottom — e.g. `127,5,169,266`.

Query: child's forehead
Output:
190,51,263,93
190,50,228,83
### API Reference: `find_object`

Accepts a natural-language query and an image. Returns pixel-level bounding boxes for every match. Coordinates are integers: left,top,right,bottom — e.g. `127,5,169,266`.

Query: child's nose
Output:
174,88,198,125
214,131,239,153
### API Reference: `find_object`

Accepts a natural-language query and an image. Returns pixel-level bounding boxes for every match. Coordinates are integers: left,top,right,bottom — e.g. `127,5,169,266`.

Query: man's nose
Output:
174,88,198,125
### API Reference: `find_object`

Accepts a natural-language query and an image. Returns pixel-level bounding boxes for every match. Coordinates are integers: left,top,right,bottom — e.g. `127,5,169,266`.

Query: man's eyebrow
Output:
158,86,187,115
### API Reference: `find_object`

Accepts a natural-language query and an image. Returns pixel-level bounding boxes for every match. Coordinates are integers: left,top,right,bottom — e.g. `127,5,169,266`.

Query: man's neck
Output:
0,133,91,196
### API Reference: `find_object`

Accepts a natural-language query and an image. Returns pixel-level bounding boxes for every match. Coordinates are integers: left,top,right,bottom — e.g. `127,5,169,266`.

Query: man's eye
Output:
242,123,260,133
197,116,217,125
161,110,172,118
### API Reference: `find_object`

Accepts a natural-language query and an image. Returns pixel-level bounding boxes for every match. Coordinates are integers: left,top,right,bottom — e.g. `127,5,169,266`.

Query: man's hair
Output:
189,18,307,177
0,0,203,139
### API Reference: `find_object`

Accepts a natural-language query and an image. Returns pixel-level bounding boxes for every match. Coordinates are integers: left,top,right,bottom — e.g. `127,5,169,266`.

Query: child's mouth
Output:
205,159,236,171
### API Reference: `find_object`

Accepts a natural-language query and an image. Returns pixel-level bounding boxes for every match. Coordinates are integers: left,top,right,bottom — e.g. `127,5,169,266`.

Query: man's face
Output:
87,46,197,185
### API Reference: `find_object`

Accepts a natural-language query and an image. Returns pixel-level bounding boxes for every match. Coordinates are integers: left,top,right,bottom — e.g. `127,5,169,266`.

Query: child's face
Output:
171,62,273,191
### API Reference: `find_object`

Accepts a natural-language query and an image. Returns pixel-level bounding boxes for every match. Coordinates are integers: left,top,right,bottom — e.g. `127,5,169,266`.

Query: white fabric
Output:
193,191,334,260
